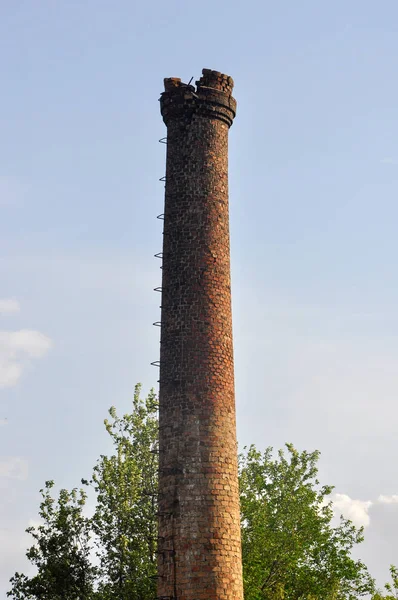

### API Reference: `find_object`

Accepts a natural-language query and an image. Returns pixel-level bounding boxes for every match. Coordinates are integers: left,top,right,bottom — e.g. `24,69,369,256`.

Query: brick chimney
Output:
157,68,243,600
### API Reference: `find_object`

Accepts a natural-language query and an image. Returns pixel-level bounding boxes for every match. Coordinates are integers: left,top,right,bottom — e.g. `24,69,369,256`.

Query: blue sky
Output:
1,0,398,594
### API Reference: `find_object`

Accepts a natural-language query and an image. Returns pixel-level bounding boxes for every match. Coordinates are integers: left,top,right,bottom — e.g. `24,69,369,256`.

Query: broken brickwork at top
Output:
156,69,244,600
196,68,234,95
163,69,234,95
161,68,237,129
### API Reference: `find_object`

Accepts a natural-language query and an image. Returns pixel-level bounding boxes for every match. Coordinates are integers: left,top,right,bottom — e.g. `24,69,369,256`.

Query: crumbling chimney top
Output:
161,68,236,128
163,69,234,95
196,68,234,94
163,77,182,92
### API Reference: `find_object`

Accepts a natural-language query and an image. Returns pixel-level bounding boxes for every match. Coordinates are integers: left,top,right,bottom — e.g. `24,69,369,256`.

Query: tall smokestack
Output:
157,68,243,600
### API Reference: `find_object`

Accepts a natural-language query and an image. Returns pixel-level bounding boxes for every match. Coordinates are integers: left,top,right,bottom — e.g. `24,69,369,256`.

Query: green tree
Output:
9,387,385,600
373,566,398,600
239,444,375,600
83,384,158,600
7,481,96,600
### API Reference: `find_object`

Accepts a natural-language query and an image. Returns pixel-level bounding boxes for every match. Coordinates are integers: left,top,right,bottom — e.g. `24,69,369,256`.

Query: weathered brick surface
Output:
157,69,243,600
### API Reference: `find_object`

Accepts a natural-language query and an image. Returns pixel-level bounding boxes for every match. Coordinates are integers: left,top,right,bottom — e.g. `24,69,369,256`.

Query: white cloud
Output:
332,493,372,528
0,457,28,481
380,157,398,165
378,495,398,504
0,329,52,388
0,299,20,315
6,330,52,358
0,418,7,426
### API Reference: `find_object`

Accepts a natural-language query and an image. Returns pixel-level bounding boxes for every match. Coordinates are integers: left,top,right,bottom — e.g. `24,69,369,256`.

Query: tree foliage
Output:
373,566,398,600
84,384,158,600
8,386,384,600
8,481,96,600
239,444,375,600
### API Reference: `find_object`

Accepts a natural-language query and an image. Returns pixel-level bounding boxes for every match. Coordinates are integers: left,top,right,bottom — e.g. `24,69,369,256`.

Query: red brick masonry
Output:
157,69,243,600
